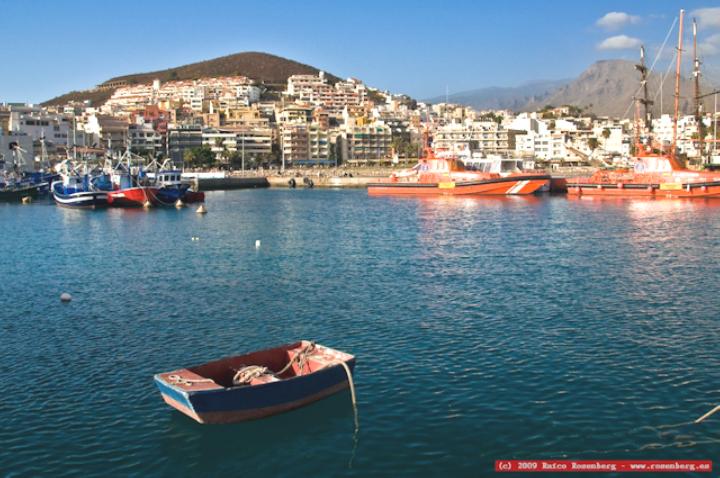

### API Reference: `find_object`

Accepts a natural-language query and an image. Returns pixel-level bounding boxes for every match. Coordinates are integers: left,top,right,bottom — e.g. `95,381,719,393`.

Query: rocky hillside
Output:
526,59,713,118
430,60,717,118
43,51,340,106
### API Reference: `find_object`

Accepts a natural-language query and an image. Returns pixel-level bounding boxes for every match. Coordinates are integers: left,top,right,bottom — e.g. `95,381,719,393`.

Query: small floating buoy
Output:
255,239,261,249
143,200,151,209
196,204,207,214
21,196,32,204
191,236,200,241
60,292,72,303
175,199,185,209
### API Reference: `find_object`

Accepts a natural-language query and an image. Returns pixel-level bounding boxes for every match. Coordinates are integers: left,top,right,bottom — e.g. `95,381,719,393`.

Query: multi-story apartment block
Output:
129,123,163,155
6,106,72,150
340,123,393,163
202,127,273,161
433,121,514,156
167,124,203,164
280,123,333,164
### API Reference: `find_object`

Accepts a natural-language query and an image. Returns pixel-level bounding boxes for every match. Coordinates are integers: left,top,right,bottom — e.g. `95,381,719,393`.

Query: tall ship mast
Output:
567,8,720,198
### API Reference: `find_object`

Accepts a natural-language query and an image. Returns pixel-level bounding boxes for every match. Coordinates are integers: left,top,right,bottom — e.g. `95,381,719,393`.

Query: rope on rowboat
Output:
275,342,316,376
231,342,317,386
695,404,720,423
232,365,270,385
167,374,215,386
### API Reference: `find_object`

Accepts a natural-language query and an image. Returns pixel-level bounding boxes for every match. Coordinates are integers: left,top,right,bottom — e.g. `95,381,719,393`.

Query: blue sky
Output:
0,0,718,103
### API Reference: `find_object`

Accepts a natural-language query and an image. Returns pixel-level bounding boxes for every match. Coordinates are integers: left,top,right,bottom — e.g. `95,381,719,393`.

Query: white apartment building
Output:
514,131,568,160
129,123,163,154
7,107,72,147
651,114,700,157
281,123,333,164
433,120,513,155
202,127,273,160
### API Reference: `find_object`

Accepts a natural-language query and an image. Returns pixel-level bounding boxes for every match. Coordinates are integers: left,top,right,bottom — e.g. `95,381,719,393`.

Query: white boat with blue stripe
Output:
52,173,109,209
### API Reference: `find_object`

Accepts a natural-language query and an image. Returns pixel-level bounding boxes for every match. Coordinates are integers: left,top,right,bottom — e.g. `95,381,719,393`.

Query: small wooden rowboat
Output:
154,341,356,424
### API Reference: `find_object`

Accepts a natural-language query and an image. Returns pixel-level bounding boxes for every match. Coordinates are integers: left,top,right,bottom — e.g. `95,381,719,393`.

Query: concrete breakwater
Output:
266,175,376,188
194,176,270,191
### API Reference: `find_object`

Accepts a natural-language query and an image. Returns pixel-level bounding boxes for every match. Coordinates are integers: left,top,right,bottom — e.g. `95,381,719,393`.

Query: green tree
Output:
588,137,599,150
602,128,611,140
183,146,215,168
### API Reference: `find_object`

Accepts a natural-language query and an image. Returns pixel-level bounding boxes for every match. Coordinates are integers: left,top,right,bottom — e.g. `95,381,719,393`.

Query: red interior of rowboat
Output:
185,342,325,387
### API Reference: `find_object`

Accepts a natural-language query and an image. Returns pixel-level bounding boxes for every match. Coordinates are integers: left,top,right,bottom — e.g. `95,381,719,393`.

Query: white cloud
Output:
596,12,640,30
699,32,720,56
692,7,720,29
597,35,643,51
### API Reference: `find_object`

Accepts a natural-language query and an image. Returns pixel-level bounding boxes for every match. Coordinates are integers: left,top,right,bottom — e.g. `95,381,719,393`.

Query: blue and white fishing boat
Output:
51,161,110,209
145,159,204,204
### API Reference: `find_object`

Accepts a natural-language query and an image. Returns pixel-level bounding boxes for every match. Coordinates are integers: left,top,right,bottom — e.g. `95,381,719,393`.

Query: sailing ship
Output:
568,10,720,198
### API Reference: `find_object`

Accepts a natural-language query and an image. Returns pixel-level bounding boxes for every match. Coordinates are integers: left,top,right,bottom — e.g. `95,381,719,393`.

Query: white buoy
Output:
175,199,184,209
196,204,207,214
143,200,151,209
255,239,261,249
60,292,72,303
22,196,32,204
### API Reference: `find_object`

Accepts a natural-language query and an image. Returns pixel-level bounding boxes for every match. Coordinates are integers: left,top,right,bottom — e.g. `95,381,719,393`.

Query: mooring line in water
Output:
338,360,359,431
694,405,720,424
336,360,359,469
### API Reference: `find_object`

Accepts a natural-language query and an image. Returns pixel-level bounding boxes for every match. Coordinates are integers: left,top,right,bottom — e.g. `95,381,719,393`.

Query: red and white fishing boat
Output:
568,10,720,199
154,341,356,424
107,185,160,207
368,147,550,196
104,151,161,207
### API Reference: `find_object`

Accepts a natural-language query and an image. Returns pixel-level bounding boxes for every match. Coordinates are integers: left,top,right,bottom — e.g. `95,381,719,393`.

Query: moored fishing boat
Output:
51,161,110,209
368,148,550,196
52,174,109,209
107,161,160,207
0,182,39,202
152,167,205,205
154,341,355,424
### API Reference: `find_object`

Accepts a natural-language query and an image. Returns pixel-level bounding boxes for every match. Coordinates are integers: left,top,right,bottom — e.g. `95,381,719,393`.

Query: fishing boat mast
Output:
672,9,685,161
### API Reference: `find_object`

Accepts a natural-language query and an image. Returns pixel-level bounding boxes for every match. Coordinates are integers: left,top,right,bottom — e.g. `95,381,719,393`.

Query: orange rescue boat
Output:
368,148,550,196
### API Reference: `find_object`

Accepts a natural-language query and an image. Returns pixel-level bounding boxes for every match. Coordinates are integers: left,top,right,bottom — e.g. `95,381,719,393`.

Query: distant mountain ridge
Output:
43,51,340,106
425,79,569,111
428,59,718,118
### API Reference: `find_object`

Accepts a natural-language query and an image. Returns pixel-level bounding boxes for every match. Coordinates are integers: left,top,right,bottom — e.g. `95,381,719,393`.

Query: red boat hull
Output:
107,187,160,207
183,191,205,203
567,181,720,198
368,175,550,196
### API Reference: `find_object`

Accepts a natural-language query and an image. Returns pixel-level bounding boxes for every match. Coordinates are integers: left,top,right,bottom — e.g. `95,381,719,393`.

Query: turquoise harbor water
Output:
2,190,720,477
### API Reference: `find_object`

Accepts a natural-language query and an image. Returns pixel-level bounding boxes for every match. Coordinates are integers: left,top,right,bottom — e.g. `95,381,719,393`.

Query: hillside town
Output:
1,71,718,174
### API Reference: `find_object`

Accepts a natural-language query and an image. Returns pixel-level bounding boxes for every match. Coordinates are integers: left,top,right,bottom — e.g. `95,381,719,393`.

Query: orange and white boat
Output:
367,148,550,196
568,10,720,199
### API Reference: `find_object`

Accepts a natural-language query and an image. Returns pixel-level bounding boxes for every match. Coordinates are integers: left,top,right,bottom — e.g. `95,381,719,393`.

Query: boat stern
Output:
153,371,221,423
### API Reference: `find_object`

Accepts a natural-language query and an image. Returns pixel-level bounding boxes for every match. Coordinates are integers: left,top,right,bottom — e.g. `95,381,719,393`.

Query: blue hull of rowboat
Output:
154,341,356,424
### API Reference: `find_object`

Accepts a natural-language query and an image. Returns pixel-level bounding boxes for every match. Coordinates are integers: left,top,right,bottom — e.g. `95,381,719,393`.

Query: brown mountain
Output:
43,51,340,106
524,59,714,118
